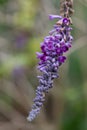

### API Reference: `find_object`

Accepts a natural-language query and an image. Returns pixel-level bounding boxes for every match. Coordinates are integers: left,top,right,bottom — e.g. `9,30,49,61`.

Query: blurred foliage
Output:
26,37,42,66
14,0,39,29
0,54,28,76
0,0,8,6
68,53,83,87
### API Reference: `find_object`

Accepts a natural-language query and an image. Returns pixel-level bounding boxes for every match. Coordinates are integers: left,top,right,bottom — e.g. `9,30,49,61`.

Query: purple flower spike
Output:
27,15,73,121
49,14,62,20
49,29,56,35
58,56,66,63
63,18,69,25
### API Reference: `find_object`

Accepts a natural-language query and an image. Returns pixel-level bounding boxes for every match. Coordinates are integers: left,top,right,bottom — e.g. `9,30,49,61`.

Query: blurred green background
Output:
0,0,87,130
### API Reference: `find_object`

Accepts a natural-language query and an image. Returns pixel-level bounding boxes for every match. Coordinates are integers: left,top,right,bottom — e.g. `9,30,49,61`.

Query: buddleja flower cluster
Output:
27,14,73,121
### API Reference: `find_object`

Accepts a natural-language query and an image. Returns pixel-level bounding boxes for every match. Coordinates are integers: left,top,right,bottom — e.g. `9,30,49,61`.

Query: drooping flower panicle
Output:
27,13,73,121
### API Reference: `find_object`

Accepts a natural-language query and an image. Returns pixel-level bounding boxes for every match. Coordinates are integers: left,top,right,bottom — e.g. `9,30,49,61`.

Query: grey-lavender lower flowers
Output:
27,14,73,121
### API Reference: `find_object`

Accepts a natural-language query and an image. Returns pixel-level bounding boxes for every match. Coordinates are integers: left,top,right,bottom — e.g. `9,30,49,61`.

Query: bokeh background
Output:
0,0,87,130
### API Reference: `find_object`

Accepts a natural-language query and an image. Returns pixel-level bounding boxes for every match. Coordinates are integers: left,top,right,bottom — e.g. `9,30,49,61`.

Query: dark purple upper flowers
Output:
27,14,73,121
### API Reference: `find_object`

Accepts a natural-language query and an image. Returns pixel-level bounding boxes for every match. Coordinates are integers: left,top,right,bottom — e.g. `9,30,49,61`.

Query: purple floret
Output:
27,15,73,121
